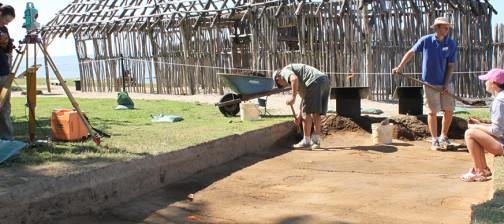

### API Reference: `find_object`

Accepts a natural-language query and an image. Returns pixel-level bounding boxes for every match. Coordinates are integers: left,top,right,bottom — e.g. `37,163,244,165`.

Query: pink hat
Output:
479,69,504,84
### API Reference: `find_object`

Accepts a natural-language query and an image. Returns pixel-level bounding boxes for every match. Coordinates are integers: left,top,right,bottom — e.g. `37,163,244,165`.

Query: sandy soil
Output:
56,131,493,224
9,85,496,223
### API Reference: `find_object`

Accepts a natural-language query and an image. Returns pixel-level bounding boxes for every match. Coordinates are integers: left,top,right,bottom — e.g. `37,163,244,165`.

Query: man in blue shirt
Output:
392,17,457,151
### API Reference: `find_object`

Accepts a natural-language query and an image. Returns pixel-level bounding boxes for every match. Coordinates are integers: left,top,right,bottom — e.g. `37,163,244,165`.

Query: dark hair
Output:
273,69,283,88
495,81,504,90
0,5,15,18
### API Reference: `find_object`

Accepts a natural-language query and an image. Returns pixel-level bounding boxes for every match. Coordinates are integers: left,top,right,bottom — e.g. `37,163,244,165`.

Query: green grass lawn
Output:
4,97,291,167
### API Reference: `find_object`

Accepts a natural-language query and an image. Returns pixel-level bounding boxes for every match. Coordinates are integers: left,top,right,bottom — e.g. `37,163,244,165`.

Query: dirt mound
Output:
321,114,468,141
391,115,430,141
321,115,381,134
236,71,266,77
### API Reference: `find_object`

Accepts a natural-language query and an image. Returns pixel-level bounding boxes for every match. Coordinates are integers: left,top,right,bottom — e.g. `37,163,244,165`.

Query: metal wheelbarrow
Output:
215,73,291,116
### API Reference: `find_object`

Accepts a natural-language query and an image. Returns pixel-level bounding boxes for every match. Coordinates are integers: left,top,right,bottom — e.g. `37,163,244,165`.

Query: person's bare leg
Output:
465,130,487,170
428,113,438,138
303,114,312,137
441,110,453,137
465,128,503,171
313,113,322,135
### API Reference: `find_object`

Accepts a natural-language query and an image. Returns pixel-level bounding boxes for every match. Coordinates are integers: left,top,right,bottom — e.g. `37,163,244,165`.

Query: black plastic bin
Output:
74,80,81,91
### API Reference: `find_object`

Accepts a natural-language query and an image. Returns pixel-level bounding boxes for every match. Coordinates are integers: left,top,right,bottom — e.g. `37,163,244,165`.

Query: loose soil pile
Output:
236,70,266,77
322,114,468,141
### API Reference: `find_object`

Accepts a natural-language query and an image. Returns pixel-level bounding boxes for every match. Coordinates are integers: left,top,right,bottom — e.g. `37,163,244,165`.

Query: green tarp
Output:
151,114,184,123
115,91,134,110
0,140,27,164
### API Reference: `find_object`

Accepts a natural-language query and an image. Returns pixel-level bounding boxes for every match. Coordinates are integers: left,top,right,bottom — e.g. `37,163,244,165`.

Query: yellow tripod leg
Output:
37,42,101,146
0,45,27,109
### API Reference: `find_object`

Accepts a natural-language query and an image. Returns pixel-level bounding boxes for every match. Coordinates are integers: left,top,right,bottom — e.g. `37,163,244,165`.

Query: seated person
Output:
461,69,504,182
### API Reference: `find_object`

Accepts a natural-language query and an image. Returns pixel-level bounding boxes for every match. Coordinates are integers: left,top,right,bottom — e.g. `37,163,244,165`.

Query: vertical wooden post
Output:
27,43,36,142
362,3,372,99
180,19,195,95
42,39,51,93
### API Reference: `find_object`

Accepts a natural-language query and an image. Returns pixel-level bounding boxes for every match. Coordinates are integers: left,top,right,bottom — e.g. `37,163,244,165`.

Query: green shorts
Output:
303,76,330,115
424,83,456,114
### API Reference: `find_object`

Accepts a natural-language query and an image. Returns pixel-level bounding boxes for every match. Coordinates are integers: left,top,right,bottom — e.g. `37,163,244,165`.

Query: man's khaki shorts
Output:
424,83,456,114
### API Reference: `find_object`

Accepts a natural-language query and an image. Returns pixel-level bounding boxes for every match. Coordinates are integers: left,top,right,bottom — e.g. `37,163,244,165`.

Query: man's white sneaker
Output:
431,139,441,151
311,141,321,149
293,140,311,149
439,136,455,150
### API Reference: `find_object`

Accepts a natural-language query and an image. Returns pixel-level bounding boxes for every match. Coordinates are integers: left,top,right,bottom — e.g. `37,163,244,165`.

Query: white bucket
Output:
371,123,394,144
240,103,260,121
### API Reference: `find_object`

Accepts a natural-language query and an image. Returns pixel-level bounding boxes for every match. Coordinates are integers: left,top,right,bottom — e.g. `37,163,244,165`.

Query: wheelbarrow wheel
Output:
218,93,241,117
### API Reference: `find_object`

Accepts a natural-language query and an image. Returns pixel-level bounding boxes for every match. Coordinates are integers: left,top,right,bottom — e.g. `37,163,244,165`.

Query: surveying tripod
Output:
0,34,101,146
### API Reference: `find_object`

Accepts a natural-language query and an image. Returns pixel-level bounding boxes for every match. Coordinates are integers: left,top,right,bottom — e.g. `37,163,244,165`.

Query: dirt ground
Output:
56,131,493,224
6,85,497,223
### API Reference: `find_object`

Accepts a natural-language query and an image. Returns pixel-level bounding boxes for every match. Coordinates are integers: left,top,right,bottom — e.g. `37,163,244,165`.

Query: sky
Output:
4,0,504,57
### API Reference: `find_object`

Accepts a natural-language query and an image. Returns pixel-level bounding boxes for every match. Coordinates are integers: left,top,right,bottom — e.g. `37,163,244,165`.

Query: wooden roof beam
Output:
76,14,88,24
166,14,177,28
118,7,129,19
128,7,139,17
81,23,96,37
295,0,305,16
240,8,250,23
128,17,143,32
110,0,119,8
107,21,121,35
176,13,189,27
187,1,197,12
85,12,97,22
275,0,286,17
118,18,131,32
150,16,164,28
99,22,110,33
210,11,221,28
483,0,498,15
92,9,105,22
90,22,103,36
65,25,77,38
149,4,160,15
315,0,328,16
51,26,63,39
138,18,151,31
192,0,212,29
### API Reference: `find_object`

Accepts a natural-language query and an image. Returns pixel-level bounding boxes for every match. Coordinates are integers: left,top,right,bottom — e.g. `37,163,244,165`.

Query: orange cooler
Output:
51,109,88,141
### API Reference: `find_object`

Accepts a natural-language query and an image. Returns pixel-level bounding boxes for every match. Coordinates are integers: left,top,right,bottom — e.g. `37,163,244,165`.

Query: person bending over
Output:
273,64,330,149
